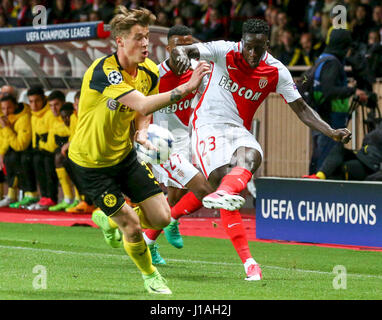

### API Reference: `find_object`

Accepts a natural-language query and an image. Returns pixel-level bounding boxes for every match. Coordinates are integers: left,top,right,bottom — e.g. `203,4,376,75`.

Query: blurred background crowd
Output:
0,0,381,73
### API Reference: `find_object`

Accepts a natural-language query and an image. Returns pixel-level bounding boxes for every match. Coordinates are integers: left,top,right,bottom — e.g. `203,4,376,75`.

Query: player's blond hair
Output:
110,6,156,39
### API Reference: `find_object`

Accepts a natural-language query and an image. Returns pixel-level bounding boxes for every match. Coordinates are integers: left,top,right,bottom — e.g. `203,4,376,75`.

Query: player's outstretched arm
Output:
171,44,201,75
289,97,352,144
118,61,210,116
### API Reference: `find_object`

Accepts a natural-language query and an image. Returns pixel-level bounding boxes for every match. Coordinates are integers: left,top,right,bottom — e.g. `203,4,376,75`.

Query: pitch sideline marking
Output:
1,244,381,280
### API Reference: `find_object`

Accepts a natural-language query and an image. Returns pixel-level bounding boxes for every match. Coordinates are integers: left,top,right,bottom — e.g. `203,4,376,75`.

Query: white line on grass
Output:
1,244,381,280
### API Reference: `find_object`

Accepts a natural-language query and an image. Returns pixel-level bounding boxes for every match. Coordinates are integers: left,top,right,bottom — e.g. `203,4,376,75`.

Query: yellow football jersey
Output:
0,103,31,155
31,103,50,150
69,53,159,168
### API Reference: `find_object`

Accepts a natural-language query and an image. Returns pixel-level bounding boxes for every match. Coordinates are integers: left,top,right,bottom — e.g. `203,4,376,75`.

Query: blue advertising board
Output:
0,21,109,46
256,177,382,247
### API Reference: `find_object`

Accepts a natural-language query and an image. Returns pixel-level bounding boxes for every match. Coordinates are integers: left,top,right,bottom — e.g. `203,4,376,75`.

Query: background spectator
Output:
195,7,225,41
48,0,72,25
372,5,382,32
272,29,297,65
91,0,115,23
71,0,91,22
88,10,101,22
351,4,375,44
270,11,289,48
309,12,324,43
229,0,259,41
366,30,382,79
155,10,170,28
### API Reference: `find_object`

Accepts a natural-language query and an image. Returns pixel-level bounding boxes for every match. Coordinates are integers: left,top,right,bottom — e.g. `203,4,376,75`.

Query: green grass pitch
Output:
0,222,381,300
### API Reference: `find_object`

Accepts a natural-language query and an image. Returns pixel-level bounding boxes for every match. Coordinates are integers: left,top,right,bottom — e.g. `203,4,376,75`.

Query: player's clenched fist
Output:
330,128,352,144
188,61,210,89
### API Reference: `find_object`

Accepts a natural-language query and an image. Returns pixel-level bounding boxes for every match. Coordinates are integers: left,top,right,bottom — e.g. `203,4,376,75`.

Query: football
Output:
134,124,174,164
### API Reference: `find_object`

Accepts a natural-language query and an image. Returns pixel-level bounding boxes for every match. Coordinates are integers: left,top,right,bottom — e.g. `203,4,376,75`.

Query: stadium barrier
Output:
256,177,382,247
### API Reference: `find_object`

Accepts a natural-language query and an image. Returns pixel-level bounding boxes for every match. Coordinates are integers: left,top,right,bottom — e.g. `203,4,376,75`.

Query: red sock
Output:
171,192,203,220
217,167,252,194
220,209,252,263
145,229,162,241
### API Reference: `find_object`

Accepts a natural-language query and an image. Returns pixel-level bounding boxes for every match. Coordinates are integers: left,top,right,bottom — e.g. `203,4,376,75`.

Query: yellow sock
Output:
25,191,38,198
56,168,73,200
316,171,326,179
7,187,16,200
74,187,81,201
108,216,119,229
123,237,156,275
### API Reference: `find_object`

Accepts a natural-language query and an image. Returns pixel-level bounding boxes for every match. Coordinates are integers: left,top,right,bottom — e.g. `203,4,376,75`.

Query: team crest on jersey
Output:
259,77,268,89
108,70,123,85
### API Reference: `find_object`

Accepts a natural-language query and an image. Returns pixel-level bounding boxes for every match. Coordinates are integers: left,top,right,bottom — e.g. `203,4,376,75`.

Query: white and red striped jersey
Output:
153,60,198,137
192,40,301,130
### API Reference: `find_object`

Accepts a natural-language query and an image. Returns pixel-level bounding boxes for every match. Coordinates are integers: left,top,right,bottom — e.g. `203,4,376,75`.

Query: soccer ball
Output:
135,124,174,165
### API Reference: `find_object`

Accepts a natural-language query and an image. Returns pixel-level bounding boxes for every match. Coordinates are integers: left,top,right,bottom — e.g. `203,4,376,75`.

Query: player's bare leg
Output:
109,199,172,294
203,146,263,280
203,147,261,211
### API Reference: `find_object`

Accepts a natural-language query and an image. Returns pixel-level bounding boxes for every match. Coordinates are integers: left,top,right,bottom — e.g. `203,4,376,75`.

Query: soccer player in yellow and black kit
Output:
68,6,210,295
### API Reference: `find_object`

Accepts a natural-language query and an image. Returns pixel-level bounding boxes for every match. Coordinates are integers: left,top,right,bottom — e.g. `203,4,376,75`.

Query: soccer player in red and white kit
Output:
143,25,218,264
172,19,351,281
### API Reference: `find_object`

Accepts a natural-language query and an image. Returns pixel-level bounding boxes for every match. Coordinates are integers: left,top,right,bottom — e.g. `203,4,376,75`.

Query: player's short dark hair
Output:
60,102,74,113
27,85,45,98
242,19,270,37
167,25,192,40
0,94,18,105
47,90,66,102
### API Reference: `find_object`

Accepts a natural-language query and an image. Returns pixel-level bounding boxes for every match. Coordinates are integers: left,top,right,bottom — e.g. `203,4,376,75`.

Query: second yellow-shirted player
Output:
47,102,80,212
68,6,210,295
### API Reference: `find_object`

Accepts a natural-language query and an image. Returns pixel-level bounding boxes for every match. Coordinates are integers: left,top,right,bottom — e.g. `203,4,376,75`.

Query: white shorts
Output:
192,123,263,178
152,136,199,188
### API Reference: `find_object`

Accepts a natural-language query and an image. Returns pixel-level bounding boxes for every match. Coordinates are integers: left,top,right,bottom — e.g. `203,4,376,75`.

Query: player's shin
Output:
123,235,156,275
217,167,252,195
144,229,162,243
171,191,202,220
220,209,252,264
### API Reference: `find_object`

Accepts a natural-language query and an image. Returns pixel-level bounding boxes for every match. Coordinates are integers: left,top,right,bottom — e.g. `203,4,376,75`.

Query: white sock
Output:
64,198,72,204
143,232,156,245
244,258,257,272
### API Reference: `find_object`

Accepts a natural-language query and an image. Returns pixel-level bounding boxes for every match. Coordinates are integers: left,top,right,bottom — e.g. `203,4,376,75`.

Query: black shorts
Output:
68,149,162,216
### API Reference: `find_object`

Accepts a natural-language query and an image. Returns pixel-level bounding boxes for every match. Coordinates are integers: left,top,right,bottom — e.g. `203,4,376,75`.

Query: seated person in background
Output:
294,32,322,66
47,102,79,212
11,86,50,208
29,90,64,210
304,124,382,181
0,94,35,207
0,86,19,199
22,86,53,209
0,85,18,100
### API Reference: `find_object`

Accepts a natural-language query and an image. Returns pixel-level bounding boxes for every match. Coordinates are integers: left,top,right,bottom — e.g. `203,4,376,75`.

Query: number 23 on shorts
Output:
199,136,216,157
